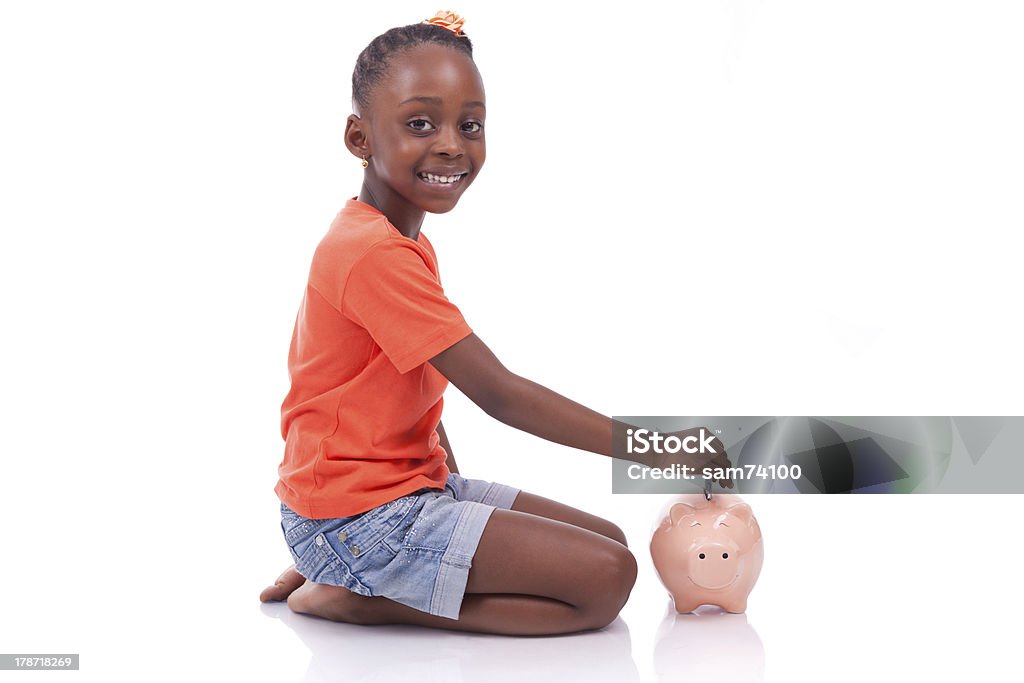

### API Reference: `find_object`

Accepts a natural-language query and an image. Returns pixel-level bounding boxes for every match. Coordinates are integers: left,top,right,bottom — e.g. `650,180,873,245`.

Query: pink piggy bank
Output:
650,494,764,613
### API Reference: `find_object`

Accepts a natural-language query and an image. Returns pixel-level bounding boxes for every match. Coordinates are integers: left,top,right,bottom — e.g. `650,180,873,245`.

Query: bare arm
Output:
430,333,618,458
430,333,732,486
436,420,459,474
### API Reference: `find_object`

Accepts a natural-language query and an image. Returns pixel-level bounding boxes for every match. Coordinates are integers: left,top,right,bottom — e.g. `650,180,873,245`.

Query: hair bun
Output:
423,10,466,36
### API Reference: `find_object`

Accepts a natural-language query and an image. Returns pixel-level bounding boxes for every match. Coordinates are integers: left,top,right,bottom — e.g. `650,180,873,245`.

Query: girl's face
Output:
358,43,486,215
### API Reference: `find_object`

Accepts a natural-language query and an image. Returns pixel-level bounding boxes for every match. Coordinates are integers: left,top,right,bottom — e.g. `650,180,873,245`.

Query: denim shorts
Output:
280,473,520,620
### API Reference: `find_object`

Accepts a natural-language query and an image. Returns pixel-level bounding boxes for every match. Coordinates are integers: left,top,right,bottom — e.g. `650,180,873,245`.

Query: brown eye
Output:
408,119,435,132
462,121,482,134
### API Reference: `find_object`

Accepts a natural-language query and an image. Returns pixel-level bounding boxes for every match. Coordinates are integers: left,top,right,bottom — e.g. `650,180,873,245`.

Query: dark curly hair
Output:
352,22,475,111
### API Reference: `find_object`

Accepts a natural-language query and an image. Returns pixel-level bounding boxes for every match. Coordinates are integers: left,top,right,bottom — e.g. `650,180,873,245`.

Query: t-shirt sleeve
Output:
341,239,472,374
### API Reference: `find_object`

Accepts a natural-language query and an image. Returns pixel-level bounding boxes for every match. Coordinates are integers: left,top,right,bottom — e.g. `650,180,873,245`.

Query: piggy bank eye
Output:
722,553,729,559
699,553,706,559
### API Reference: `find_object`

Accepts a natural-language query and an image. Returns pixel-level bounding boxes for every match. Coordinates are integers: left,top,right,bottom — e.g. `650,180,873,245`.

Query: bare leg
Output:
286,506,637,635
260,491,634,634
260,491,627,603
508,491,629,547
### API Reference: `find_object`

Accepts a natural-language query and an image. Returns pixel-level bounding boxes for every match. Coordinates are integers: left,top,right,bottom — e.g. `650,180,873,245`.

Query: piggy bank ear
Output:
725,502,754,525
669,503,697,526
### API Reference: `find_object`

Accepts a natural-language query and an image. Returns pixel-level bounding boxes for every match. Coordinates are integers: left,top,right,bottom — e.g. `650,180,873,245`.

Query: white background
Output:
1,1,1022,681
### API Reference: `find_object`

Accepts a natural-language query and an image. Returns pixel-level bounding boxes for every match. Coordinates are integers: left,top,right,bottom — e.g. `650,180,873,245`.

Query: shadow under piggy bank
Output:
653,603,765,683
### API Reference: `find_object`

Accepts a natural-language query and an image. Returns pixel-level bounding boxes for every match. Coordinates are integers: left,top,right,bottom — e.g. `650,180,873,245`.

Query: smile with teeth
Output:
418,172,467,185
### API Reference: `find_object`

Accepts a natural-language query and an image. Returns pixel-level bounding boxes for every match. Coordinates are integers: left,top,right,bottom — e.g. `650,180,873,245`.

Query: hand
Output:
648,427,734,490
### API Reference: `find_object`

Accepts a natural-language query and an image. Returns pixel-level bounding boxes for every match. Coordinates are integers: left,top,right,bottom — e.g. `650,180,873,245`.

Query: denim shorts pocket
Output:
300,533,373,595
330,495,420,564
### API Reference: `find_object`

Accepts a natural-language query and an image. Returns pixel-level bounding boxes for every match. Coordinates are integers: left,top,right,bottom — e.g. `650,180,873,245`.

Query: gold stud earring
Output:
361,155,369,169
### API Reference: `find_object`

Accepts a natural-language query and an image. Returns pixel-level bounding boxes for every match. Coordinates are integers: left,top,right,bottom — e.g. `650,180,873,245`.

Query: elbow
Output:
471,369,522,424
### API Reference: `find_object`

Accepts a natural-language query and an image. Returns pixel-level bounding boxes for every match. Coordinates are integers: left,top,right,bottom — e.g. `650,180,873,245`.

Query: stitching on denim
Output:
314,535,371,595
340,495,419,556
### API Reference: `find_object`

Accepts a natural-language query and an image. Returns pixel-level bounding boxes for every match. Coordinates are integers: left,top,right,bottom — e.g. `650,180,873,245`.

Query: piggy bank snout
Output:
688,541,740,590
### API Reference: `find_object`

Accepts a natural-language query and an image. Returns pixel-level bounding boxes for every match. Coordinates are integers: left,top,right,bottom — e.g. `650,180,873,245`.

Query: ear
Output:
725,502,754,525
344,114,369,160
669,503,697,527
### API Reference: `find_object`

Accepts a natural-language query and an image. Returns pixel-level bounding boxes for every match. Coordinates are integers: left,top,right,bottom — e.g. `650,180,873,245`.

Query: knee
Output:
602,522,629,548
582,544,638,630
609,545,638,606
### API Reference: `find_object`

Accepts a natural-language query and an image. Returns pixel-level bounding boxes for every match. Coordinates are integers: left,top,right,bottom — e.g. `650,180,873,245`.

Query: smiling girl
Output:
259,12,727,636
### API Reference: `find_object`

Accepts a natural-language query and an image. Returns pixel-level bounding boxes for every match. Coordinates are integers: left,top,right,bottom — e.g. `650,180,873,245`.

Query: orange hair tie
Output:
423,10,466,36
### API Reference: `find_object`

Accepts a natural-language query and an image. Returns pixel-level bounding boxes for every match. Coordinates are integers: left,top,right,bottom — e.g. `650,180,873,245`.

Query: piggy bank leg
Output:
671,598,703,614
719,597,748,614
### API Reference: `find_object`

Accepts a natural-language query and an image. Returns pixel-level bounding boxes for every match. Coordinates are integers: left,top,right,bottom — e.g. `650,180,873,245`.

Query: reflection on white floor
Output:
653,605,765,683
259,587,774,683
260,598,772,683
5,494,1015,680
260,601,641,683
248,495,1024,683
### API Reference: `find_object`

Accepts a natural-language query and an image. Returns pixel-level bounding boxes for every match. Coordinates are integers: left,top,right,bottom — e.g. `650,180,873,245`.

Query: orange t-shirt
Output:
275,198,473,519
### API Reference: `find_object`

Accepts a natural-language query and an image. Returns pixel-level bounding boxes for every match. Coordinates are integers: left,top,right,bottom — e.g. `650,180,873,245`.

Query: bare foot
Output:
287,580,370,623
260,565,306,603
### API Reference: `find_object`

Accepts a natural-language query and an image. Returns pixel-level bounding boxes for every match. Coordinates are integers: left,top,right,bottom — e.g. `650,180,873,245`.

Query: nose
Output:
433,124,464,158
688,542,740,590
692,541,733,562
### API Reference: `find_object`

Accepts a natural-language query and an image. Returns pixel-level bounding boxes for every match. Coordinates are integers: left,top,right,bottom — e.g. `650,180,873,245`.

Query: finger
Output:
711,438,729,461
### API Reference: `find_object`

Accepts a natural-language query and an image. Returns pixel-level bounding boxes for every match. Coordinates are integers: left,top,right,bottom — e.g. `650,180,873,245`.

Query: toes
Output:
260,566,306,602
260,583,288,602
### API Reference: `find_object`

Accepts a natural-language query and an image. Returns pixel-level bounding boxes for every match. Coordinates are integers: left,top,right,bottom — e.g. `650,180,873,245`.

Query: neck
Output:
358,182,424,241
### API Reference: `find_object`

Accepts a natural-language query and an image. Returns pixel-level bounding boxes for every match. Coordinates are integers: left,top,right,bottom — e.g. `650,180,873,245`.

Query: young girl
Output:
259,11,730,636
